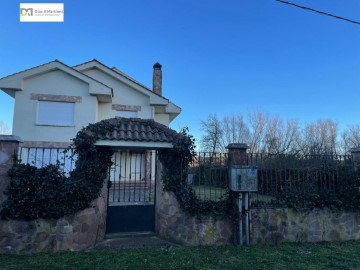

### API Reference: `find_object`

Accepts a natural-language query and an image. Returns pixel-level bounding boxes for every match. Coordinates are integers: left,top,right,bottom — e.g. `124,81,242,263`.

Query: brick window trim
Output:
112,104,141,112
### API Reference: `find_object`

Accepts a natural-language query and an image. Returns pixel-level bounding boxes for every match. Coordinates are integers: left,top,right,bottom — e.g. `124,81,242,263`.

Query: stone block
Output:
265,231,284,246
0,233,15,246
57,221,72,234
0,151,11,164
56,230,74,251
328,230,341,241
35,219,56,234
35,232,50,243
35,235,55,252
10,220,36,235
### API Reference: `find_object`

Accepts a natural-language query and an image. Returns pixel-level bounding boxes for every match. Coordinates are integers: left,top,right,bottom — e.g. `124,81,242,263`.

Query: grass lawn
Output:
1,241,360,270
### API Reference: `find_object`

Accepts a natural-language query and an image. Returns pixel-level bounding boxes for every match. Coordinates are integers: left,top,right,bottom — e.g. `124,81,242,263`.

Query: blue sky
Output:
0,0,359,142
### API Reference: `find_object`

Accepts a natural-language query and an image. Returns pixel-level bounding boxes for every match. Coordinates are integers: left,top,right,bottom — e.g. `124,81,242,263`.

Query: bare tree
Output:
247,110,269,153
222,113,250,149
297,119,339,155
200,114,223,153
265,117,300,154
200,111,299,154
341,124,360,153
200,112,347,155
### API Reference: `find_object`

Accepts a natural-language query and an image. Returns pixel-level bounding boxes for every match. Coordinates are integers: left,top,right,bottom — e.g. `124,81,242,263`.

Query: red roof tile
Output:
95,117,183,143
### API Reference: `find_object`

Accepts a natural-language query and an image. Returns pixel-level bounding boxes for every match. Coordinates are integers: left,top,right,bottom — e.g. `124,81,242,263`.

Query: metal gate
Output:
106,150,157,233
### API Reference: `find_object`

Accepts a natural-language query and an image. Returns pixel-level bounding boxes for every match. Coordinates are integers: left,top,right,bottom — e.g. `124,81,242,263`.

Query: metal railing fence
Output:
188,152,229,201
18,147,76,176
187,152,357,205
247,153,355,207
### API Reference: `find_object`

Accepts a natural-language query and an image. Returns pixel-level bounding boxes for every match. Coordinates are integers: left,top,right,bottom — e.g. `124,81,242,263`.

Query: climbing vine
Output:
1,120,236,221
158,128,235,218
1,119,117,220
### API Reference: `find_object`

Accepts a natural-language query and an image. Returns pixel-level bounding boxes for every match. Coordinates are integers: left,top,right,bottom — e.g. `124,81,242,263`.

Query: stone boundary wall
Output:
154,157,360,246
0,135,107,254
251,207,360,245
155,165,234,245
156,189,234,245
3,136,360,251
0,184,107,254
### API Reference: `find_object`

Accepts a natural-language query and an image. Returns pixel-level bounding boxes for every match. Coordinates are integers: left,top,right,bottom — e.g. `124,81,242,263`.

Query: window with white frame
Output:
37,101,75,126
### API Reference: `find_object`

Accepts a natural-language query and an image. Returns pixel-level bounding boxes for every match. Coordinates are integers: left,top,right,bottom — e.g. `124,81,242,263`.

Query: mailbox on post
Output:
229,165,257,246
229,166,258,192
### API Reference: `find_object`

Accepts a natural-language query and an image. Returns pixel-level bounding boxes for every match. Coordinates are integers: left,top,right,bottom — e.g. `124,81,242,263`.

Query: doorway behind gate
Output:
106,150,157,233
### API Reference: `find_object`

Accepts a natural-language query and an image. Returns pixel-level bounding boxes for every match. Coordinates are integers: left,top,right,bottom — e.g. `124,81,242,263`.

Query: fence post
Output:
227,143,249,245
0,135,22,210
227,143,249,167
350,147,360,163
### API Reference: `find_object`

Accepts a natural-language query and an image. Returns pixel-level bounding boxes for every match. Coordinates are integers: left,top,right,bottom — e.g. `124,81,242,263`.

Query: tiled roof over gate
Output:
95,117,183,143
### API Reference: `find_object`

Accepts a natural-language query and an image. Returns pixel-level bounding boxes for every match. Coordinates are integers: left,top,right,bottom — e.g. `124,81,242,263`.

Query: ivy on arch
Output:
158,128,234,218
1,119,234,221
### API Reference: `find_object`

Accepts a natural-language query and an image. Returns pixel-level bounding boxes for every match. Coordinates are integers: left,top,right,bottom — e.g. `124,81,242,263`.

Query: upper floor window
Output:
37,101,75,126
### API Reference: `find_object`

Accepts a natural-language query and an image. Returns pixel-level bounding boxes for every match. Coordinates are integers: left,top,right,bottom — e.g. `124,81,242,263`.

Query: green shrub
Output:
1,164,67,219
159,128,234,218
274,165,360,211
1,119,114,220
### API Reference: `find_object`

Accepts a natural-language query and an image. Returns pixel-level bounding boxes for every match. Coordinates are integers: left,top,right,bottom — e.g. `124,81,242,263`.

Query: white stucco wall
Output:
82,69,156,121
11,66,175,144
154,113,170,126
12,70,97,143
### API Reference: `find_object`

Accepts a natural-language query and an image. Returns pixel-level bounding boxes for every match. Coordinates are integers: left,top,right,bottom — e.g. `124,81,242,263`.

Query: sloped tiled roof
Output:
94,117,183,143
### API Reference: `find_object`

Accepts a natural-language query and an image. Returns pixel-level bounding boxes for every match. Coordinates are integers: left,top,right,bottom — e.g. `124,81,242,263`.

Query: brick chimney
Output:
152,62,162,96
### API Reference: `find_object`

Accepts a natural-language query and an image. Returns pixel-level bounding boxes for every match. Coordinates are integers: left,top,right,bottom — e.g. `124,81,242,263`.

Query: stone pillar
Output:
0,135,21,210
227,143,249,245
227,143,248,167
350,147,360,163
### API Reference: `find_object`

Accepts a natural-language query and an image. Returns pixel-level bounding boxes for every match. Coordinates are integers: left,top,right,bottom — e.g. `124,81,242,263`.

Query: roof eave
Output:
0,60,113,102
0,88,19,98
92,93,112,103
95,140,173,149
169,112,181,123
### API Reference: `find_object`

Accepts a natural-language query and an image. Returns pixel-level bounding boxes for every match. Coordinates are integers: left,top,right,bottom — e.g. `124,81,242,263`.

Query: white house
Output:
0,59,183,233
0,59,180,145
0,59,181,194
